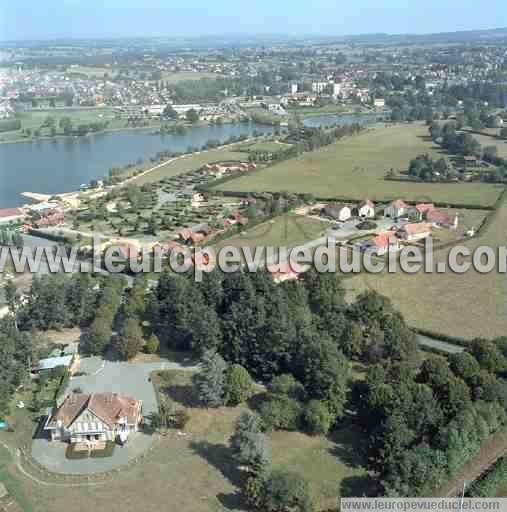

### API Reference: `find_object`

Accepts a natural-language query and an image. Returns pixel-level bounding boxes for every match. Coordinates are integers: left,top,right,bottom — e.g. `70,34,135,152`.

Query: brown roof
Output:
400,223,432,235
48,392,141,429
427,209,457,225
414,203,434,214
359,199,375,209
371,232,398,248
0,207,23,219
390,199,408,209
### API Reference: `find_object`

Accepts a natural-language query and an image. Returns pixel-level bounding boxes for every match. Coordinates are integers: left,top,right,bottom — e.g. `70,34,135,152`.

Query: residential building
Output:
0,207,25,225
45,392,142,445
384,199,409,219
267,260,306,284
366,232,401,255
427,209,459,229
357,200,375,218
398,223,433,242
409,203,435,221
322,203,352,222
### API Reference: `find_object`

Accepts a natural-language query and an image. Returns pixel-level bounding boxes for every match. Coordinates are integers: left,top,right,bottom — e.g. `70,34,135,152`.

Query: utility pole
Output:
460,480,467,512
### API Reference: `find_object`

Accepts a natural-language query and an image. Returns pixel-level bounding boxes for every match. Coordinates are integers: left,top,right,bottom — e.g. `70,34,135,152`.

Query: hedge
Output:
467,457,507,497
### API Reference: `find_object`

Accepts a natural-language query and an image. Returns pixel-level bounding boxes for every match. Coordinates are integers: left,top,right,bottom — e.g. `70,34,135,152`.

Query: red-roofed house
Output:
409,203,435,221
177,228,194,242
267,260,307,283
398,223,432,241
427,209,459,229
322,203,352,222
366,232,401,255
384,199,408,219
0,208,25,224
44,392,142,446
358,199,375,218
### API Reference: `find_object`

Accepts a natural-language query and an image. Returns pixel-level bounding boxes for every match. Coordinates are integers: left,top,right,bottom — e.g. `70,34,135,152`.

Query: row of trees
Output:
0,229,24,247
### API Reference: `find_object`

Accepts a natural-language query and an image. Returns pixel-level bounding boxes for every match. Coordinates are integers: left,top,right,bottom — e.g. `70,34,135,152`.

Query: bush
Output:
269,374,305,401
90,441,116,458
304,400,332,435
260,396,303,432
356,220,377,230
225,364,254,405
145,334,160,354
65,444,89,460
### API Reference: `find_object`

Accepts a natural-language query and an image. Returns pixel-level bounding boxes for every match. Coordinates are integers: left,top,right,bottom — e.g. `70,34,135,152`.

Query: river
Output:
0,113,379,208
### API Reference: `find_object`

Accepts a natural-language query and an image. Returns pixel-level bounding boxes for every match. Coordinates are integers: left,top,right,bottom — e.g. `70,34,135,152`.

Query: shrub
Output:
304,400,332,435
269,374,305,400
145,334,160,354
225,364,254,405
65,444,89,460
260,396,303,432
90,441,116,458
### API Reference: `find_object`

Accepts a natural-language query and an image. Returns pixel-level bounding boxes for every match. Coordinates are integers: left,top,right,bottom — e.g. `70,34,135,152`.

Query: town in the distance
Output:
1,21,507,512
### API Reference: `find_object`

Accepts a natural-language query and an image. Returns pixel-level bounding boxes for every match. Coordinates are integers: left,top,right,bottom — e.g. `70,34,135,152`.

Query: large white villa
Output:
44,392,142,446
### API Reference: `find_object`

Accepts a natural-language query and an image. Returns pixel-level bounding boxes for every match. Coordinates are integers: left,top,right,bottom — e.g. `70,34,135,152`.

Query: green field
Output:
131,147,250,185
344,196,507,340
237,140,291,153
215,123,503,207
214,214,329,253
472,132,507,159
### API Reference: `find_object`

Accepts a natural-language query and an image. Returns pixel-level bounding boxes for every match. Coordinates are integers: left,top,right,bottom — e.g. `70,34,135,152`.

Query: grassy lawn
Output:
237,140,291,153
214,123,503,207
214,214,330,253
286,104,351,116
0,369,371,511
343,196,507,340
471,132,507,159
131,148,250,185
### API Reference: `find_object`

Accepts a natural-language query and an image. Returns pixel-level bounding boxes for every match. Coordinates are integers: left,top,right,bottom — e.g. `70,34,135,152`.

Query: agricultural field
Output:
343,196,507,340
0,369,370,512
215,123,503,207
214,214,329,253
131,147,250,185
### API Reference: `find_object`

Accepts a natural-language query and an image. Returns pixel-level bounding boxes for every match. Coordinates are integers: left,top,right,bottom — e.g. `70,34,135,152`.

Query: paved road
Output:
31,356,199,475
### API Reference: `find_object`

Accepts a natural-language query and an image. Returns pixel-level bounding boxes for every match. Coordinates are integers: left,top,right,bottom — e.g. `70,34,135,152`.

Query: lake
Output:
0,113,379,207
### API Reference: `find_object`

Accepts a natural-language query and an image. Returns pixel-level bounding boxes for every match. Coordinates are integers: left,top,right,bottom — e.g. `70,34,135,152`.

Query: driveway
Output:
31,356,198,475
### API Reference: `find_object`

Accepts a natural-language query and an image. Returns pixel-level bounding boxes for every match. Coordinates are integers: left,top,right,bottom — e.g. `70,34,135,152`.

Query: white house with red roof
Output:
0,207,25,225
267,260,307,283
366,232,401,255
409,203,435,221
384,199,408,219
398,223,432,242
357,199,375,218
427,209,459,229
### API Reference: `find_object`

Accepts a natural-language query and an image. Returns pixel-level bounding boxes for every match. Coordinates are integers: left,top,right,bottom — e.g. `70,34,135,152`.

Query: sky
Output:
1,0,507,41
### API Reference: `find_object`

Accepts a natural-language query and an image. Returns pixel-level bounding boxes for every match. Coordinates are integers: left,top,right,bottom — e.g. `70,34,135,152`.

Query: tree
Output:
260,470,313,512
225,364,254,405
186,108,200,124
145,334,160,354
194,349,227,407
231,411,269,470
260,395,303,432
304,400,332,435
86,314,112,355
116,318,144,360
163,105,178,120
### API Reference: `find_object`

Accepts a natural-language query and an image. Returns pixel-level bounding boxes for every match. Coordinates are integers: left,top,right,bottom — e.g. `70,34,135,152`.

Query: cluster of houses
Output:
364,199,459,255
0,202,65,231
201,161,257,179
